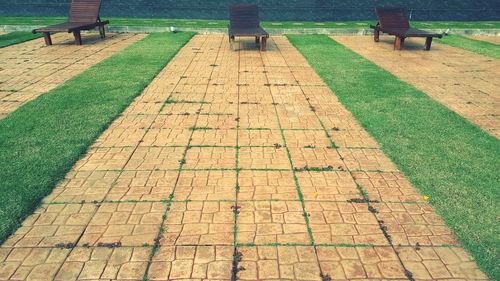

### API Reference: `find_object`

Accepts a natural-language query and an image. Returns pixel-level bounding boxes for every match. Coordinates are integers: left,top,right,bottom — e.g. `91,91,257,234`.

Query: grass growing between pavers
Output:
440,34,500,59
288,34,500,280
0,32,194,244
2,16,500,29
0,31,42,48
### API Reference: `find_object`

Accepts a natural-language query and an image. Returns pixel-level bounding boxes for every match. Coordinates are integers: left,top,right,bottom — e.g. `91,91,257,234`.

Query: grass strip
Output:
0,32,194,244
288,34,500,280
1,16,500,29
0,31,42,48
440,34,500,59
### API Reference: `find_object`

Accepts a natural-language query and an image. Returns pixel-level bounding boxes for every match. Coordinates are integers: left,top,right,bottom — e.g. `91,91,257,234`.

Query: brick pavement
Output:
0,35,488,280
333,35,500,138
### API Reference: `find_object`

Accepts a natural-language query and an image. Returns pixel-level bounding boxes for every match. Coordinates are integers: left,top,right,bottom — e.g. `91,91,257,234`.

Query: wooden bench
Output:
370,8,442,51
228,4,269,51
33,0,109,46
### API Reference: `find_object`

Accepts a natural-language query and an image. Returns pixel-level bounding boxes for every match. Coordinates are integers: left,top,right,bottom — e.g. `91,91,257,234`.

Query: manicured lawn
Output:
0,31,42,48
1,16,500,29
288,34,500,280
0,32,194,244
440,34,500,59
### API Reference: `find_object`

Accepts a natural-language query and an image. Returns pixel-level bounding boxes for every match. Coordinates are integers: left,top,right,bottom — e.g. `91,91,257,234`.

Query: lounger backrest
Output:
69,0,102,23
229,4,260,29
375,8,410,29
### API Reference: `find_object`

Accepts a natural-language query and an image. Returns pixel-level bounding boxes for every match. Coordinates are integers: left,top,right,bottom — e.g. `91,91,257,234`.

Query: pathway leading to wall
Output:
332,35,500,138
0,33,145,119
0,35,488,280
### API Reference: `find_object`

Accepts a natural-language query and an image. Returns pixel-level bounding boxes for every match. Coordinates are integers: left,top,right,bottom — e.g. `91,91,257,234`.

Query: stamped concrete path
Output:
0,35,488,280
0,33,145,119
332,35,500,138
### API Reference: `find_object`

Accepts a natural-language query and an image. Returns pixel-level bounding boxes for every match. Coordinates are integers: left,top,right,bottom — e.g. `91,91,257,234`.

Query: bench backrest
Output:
230,4,260,29
375,8,410,29
69,0,102,23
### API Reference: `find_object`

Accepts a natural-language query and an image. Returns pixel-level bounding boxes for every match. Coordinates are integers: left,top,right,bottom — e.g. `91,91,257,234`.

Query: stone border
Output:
1,24,500,35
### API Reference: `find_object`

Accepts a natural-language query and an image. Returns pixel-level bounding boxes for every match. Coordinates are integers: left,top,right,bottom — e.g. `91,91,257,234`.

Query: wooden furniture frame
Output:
370,8,442,51
228,4,269,51
32,0,109,46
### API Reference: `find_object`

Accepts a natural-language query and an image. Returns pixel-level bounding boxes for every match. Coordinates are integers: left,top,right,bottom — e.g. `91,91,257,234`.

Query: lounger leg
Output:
255,36,260,44
425,37,433,51
99,25,106,38
394,36,402,50
73,30,82,45
230,36,236,51
42,32,52,46
374,29,380,42
261,37,267,51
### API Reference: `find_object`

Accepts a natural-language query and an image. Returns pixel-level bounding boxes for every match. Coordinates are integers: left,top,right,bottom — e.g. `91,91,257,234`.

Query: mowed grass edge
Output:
0,32,194,244
440,34,500,59
0,31,42,48
288,34,499,279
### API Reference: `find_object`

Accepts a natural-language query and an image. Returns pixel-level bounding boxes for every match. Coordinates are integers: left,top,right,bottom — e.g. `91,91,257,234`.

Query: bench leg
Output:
99,25,106,38
255,36,260,44
230,36,235,51
374,29,380,42
394,36,402,50
42,32,52,46
425,37,433,51
261,37,267,51
73,30,82,45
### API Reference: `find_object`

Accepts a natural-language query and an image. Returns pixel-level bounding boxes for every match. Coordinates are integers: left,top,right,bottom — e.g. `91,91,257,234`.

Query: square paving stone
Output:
3,204,97,248
238,170,299,200
151,114,198,129
107,114,156,129
304,202,388,245
396,246,488,280
238,147,290,170
288,147,345,170
122,101,164,115
173,170,236,201
55,246,150,280
283,130,332,148
105,170,178,202
196,114,238,129
237,201,310,245
44,170,120,203
352,171,424,202
93,128,147,147
78,202,166,247
0,247,70,280
190,129,238,146
239,104,280,129
204,92,238,104
296,171,360,201
149,245,233,280
125,147,185,170
162,201,235,246
238,129,283,147
372,202,459,246
184,147,236,170
200,103,238,116
141,129,192,147
338,148,398,171
237,246,321,281
161,103,202,115
238,86,274,104
74,147,135,171
276,108,323,130
315,246,407,280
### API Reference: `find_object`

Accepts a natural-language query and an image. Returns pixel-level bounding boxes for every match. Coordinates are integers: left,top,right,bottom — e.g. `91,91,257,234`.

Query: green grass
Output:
440,34,500,59
288,34,500,280
0,31,42,48
0,32,194,244
1,16,499,29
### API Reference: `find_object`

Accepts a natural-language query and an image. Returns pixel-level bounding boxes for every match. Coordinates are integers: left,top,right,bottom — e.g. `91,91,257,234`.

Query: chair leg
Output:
42,32,52,46
394,36,402,50
261,37,267,51
73,30,82,45
425,37,433,51
99,25,105,38
374,29,380,42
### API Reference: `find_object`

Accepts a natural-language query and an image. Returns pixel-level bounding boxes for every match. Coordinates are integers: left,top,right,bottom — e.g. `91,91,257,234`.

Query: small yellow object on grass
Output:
423,195,430,201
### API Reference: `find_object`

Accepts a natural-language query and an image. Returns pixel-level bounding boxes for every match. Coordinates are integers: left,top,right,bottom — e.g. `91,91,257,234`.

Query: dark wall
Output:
1,0,499,21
